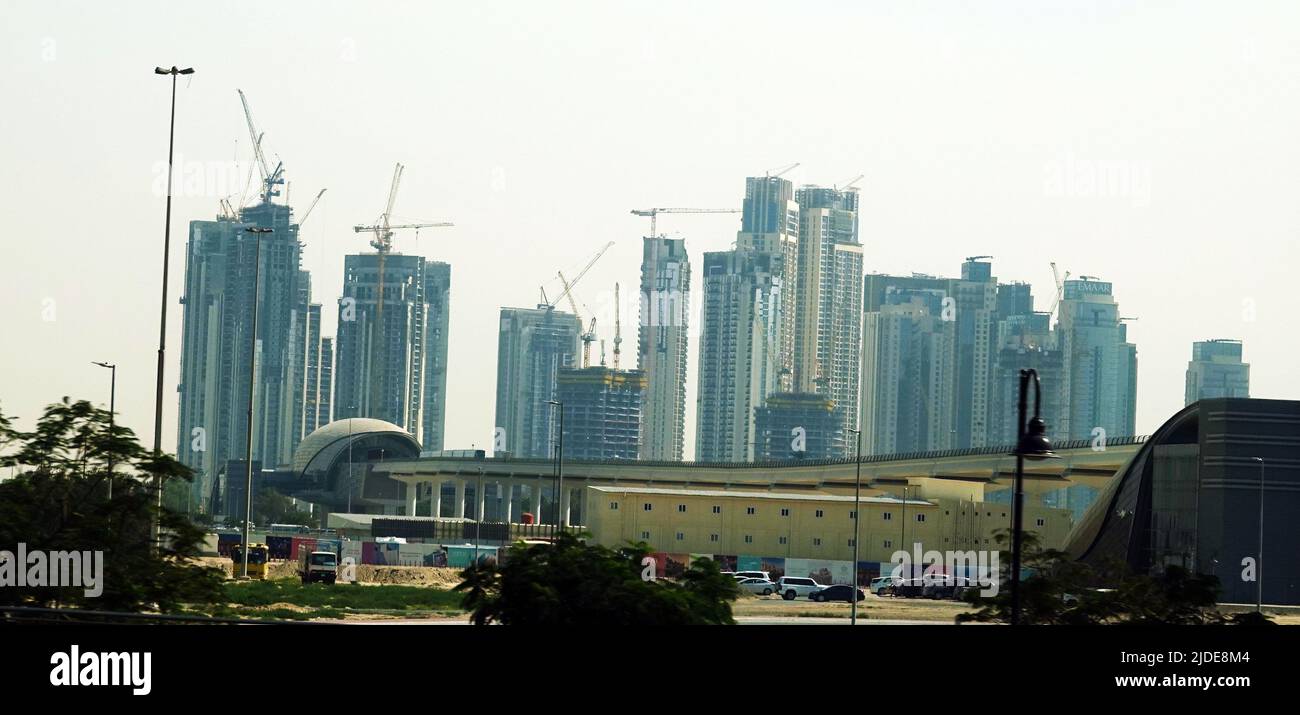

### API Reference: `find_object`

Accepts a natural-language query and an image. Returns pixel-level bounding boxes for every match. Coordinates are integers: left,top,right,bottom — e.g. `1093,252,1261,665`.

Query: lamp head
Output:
1015,416,1057,460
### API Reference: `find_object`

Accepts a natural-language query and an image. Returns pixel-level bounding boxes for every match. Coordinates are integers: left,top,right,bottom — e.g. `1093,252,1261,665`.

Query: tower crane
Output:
546,241,614,310
558,270,598,368
236,89,284,206
612,282,622,371
765,162,800,178
297,188,327,228
1048,262,1070,320
836,174,865,191
352,163,454,414
966,255,993,263
630,208,740,238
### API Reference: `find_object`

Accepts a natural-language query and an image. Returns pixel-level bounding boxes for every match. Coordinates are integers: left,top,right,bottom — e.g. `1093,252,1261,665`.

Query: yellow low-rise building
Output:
582,485,1071,564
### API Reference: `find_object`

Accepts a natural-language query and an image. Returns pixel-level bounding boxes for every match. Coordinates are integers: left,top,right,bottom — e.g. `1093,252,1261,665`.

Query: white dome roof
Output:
292,418,416,475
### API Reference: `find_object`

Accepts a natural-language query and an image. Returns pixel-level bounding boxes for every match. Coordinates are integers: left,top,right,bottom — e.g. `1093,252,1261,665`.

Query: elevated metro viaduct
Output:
375,436,1147,527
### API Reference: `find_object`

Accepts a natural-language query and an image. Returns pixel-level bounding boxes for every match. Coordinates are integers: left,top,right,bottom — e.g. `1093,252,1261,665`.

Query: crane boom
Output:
236,89,283,204
630,208,739,237
298,188,327,227
612,282,622,371
551,241,614,308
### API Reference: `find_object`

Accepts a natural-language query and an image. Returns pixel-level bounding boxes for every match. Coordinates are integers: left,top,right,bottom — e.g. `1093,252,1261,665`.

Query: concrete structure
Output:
754,392,848,461
793,185,863,433
1056,277,1138,440
736,175,799,393
637,236,691,461
176,199,316,512
1067,398,1300,604
377,433,1148,540
494,306,583,459
1185,339,1249,405
285,417,422,515
695,250,782,462
334,254,451,451
555,366,646,460
301,305,333,436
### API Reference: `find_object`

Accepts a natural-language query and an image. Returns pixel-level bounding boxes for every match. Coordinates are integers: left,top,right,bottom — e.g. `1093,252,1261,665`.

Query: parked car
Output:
883,578,927,598
775,576,827,600
922,576,973,600
737,577,777,596
811,584,866,602
733,570,772,582
868,576,897,596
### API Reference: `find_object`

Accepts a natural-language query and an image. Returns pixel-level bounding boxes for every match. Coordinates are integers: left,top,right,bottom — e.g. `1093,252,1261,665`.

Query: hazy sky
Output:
2,1,1297,459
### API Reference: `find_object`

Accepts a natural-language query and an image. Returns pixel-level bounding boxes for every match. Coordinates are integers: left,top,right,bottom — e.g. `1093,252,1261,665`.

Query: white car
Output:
736,577,777,596
775,576,828,600
733,570,772,582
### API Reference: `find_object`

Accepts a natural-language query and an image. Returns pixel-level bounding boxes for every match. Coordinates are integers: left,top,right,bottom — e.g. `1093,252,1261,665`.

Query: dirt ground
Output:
733,593,976,622
196,557,462,586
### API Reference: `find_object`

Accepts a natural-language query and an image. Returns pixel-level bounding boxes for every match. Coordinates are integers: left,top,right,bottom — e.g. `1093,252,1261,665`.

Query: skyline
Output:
3,2,1299,461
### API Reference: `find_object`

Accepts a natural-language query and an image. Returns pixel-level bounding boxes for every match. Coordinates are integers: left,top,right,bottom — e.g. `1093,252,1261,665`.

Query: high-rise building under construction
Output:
333,253,451,451
637,236,691,461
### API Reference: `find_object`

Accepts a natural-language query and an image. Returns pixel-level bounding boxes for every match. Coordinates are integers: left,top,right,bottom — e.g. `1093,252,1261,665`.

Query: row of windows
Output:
619,501,926,521
637,531,883,549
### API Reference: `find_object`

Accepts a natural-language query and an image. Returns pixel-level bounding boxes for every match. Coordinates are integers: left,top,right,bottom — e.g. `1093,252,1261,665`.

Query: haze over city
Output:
3,1,1298,458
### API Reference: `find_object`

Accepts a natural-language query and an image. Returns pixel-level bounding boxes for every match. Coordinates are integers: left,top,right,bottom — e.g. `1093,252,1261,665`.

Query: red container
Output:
521,512,535,525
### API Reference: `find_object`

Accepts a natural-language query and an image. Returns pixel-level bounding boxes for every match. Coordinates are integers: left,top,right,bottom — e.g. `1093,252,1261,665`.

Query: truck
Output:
230,543,270,580
297,549,338,584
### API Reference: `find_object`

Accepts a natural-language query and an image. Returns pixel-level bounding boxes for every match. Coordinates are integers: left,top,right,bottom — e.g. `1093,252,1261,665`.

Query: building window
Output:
609,501,619,510
916,514,926,522
884,540,893,549
641,531,650,540
779,536,788,545
815,509,824,518
883,512,892,521
676,532,684,541
1036,518,1046,527
849,510,857,520
746,506,756,515
643,503,652,511
744,535,753,544
1001,513,1007,518
780,508,790,517
712,505,721,514
813,538,822,547
678,504,687,513
710,534,719,542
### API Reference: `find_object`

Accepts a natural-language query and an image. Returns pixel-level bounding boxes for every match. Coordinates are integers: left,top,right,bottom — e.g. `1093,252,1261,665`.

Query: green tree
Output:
0,398,224,612
454,532,739,625
254,486,315,527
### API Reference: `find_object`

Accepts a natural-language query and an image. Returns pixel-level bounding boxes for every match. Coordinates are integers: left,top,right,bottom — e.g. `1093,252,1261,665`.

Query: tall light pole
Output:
1010,368,1057,625
547,400,564,539
1252,456,1264,613
847,427,863,626
240,226,272,579
92,361,117,500
152,65,194,546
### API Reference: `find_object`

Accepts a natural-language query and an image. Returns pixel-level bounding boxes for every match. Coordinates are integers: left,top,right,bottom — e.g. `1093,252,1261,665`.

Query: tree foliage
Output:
958,529,1275,625
454,532,740,625
0,398,224,612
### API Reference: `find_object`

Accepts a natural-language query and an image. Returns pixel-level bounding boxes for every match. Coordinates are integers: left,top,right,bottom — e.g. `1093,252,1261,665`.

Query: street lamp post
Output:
92,361,117,499
152,65,194,547
1010,368,1057,625
547,400,564,539
240,226,272,579
847,428,863,626
1252,456,1264,613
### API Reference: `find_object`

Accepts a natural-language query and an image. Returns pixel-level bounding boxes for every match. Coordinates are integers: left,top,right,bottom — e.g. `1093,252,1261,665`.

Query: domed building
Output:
289,418,422,514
